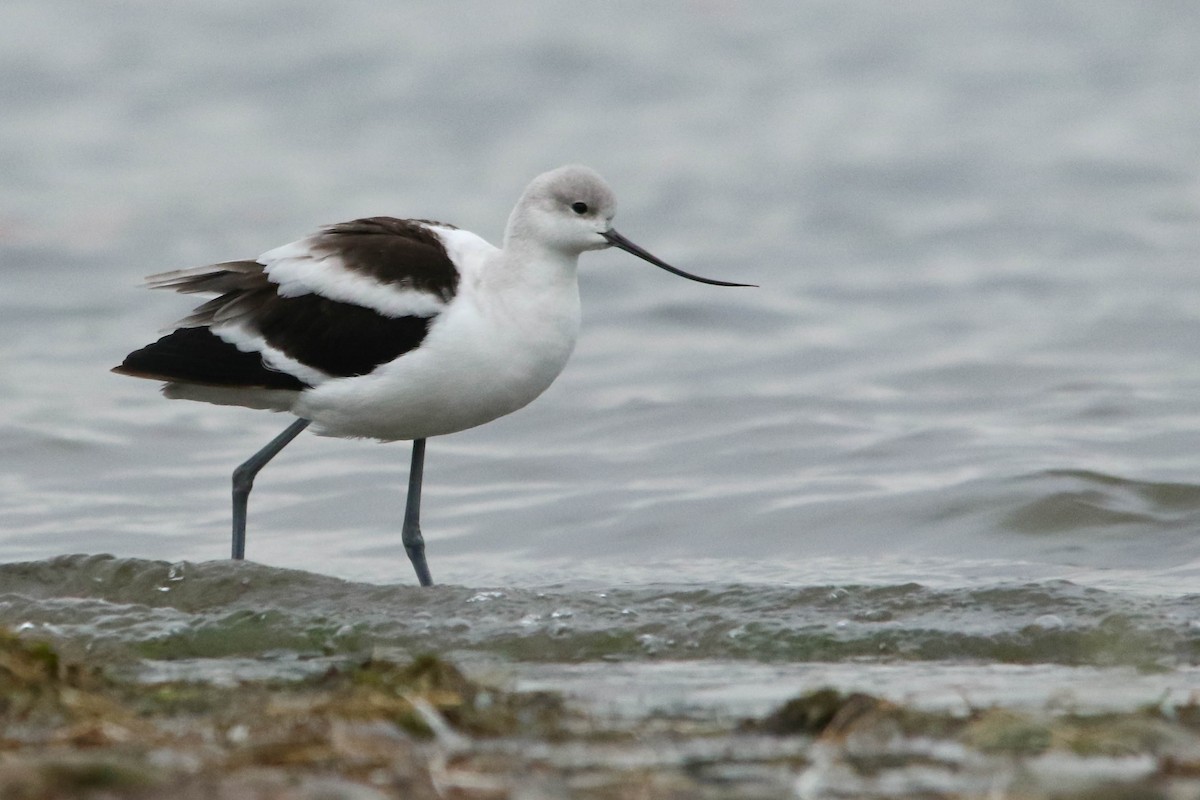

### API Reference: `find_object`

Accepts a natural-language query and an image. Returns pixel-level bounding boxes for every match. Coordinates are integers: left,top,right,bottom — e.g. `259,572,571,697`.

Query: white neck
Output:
496,232,581,293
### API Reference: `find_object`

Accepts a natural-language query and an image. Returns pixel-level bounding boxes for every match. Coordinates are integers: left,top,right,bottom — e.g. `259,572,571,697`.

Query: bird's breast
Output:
295,278,581,441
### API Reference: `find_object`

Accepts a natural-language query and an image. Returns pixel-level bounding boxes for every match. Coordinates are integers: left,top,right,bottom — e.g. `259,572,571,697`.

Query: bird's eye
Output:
571,202,589,215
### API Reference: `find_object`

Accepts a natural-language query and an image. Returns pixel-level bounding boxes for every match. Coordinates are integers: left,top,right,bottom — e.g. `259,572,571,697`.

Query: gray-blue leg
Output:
403,438,433,586
231,418,311,560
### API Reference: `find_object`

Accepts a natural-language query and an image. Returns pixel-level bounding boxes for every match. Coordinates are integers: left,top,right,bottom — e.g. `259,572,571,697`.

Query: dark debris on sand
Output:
4,628,1200,799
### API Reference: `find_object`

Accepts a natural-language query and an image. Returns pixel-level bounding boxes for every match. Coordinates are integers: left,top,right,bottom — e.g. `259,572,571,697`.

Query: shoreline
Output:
4,628,1200,799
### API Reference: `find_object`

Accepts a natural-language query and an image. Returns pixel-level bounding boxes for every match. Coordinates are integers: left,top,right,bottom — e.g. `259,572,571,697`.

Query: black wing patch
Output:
254,292,433,377
114,326,308,390
114,293,435,387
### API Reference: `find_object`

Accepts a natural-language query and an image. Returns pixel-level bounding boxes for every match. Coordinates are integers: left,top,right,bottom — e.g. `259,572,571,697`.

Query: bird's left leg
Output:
231,417,311,560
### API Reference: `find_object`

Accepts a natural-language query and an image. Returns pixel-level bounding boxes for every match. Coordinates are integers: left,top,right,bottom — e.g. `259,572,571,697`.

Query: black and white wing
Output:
114,218,468,396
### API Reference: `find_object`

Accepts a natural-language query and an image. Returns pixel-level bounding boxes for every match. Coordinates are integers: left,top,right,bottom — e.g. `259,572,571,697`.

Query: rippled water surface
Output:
3,555,1199,705
3,4,1200,787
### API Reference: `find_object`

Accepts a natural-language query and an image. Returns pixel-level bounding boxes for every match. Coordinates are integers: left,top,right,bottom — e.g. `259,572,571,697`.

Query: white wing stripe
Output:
213,323,333,388
260,238,449,319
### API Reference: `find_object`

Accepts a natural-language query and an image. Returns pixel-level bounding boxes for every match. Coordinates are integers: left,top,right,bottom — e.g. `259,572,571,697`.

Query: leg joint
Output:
232,463,257,493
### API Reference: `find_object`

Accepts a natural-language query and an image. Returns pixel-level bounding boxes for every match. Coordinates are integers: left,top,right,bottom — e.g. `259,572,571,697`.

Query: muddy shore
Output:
4,627,1200,799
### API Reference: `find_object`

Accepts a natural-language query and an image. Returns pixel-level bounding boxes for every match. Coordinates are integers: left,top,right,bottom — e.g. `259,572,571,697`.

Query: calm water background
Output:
2,0,1200,747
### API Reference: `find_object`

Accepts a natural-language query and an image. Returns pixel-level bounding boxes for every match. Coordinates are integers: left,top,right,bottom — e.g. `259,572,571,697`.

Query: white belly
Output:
293,282,581,441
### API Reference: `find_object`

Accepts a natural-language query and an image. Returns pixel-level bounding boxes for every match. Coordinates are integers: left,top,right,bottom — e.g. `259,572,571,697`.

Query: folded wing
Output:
114,218,463,393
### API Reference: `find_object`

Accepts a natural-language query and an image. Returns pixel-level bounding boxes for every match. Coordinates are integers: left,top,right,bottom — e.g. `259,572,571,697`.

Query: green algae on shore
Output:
4,628,1200,799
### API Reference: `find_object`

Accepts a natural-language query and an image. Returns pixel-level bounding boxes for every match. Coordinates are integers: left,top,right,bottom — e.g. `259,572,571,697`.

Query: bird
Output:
113,165,753,586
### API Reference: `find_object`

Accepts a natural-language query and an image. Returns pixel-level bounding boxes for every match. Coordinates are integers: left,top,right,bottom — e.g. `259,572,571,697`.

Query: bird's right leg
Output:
402,438,434,586
231,417,311,560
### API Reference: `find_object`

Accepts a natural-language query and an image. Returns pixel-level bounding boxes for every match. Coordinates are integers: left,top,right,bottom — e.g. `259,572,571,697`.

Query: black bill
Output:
601,229,755,287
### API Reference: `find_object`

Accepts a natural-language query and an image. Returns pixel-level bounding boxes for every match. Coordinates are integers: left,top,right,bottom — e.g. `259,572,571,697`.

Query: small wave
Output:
1002,469,1200,534
1,555,1197,671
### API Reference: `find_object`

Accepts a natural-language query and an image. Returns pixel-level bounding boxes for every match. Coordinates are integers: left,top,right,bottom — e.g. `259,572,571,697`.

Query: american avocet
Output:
114,165,752,585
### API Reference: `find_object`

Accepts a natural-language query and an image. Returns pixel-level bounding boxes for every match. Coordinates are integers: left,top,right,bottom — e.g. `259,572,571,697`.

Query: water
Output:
2,2,1200,793
4,554,1199,710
